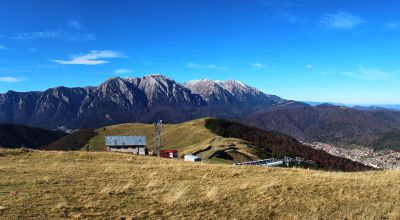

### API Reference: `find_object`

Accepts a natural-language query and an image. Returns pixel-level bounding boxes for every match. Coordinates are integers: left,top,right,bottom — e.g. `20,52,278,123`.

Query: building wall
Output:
107,146,147,155
138,147,146,155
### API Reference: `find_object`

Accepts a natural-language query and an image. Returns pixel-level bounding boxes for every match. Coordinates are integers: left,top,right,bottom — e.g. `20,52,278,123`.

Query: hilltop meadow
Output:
45,118,372,171
0,148,399,219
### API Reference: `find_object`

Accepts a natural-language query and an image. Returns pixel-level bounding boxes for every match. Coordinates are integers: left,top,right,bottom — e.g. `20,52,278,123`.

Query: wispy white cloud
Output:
306,64,313,69
13,30,95,41
0,77,28,83
52,50,122,65
13,20,92,41
276,10,304,24
384,22,400,30
67,20,83,31
114,68,132,74
0,44,5,50
29,48,37,52
342,66,398,81
251,63,263,69
319,11,365,29
187,62,225,70
258,1,302,24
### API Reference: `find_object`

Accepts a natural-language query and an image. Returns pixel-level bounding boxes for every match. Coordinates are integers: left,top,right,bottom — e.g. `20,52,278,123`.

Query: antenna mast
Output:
153,120,163,156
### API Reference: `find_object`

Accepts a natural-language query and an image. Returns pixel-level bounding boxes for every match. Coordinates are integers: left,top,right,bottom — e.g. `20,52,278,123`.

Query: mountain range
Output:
304,101,400,111
2,74,400,151
0,74,283,128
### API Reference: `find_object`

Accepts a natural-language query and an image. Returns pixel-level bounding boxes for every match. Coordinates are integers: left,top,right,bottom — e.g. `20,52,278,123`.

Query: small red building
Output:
160,150,178,158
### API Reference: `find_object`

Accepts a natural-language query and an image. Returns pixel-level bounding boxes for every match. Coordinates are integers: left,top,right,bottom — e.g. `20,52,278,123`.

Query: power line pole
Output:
153,120,163,156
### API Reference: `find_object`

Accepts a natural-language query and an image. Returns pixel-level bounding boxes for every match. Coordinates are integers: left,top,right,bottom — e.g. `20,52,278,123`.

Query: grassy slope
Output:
0,149,399,219
87,118,261,162
45,129,97,151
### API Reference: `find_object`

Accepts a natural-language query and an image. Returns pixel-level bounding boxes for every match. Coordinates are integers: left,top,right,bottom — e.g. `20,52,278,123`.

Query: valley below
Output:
304,142,400,169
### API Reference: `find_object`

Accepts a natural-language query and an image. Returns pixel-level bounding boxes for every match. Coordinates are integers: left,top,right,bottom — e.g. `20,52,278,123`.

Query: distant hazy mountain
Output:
301,101,351,107
368,105,400,111
352,106,389,111
303,101,400,111
0,74,283,128
242,102,400,150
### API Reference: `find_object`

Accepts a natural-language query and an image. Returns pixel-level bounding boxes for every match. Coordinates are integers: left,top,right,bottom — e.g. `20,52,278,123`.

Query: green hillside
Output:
86,118,263,162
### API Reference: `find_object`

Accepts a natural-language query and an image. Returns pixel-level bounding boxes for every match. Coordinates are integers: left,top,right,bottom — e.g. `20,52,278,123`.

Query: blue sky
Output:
1,0,400,104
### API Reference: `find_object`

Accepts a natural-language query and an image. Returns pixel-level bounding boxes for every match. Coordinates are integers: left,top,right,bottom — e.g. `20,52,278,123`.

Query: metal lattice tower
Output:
153,120,163,156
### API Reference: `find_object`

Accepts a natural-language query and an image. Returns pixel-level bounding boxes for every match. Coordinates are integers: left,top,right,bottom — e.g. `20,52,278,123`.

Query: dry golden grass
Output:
0,148,399,219
87,118,261,162
88,118,215,152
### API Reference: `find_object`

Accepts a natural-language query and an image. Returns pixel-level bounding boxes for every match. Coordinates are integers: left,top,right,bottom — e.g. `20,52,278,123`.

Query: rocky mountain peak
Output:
215,79,246,87
184,79,232,104
186,79,215,86
100,77,127,90
184,78,280,105
218,80,259,95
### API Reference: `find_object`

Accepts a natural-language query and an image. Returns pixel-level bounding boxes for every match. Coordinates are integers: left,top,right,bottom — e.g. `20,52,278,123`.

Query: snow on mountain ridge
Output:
183,77,284,106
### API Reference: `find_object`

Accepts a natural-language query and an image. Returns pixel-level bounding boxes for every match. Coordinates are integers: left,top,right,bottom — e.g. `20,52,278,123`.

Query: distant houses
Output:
105,136,147,155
